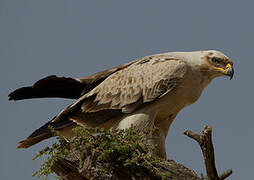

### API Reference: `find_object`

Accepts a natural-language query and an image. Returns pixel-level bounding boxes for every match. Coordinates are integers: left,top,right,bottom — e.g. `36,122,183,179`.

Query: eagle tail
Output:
17,133,52,148
8,75,84,101
17,117,74,148
17,120,53,148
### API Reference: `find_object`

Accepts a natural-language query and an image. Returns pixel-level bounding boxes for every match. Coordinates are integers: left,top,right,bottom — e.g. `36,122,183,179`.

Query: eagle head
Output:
202,50,234,80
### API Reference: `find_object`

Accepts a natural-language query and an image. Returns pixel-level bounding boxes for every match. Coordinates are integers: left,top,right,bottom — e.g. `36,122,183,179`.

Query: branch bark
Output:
184,125,232,180
51,158,87,180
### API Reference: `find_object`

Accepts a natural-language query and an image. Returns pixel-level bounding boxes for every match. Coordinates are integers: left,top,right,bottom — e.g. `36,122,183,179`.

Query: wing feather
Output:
82,57,187,112
53,56,187,127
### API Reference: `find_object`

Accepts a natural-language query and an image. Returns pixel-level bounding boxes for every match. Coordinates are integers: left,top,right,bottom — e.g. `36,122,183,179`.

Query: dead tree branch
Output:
184,125,232,180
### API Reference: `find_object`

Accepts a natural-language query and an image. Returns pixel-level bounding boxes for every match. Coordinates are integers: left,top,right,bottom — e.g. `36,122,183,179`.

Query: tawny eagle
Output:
9,50,234,159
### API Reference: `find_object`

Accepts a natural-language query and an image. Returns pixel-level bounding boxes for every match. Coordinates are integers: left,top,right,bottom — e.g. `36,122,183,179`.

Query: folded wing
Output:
54,57,187,127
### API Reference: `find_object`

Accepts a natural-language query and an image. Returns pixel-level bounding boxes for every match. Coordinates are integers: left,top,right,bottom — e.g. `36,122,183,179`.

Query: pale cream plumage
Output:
9,50,234,159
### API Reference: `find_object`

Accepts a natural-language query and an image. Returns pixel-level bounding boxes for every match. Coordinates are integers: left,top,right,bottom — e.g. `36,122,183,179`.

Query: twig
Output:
218,169,233,180
184,125,232,180
51,158,87,180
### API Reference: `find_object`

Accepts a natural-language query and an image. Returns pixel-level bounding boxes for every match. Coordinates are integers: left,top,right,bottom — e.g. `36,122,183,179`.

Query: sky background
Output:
0,0,253,179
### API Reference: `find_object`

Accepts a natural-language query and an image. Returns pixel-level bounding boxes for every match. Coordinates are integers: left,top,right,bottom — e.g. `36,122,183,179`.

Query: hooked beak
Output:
214,63,234,80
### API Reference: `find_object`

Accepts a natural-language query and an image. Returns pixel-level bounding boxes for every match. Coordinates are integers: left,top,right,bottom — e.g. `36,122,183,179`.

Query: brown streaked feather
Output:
82,58,187,112
77,60,137,85
52,57,187,127
70,109,123,127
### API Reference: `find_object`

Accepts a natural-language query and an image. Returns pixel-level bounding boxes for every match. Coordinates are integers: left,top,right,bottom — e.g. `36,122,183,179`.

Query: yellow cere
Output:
214,63,232,75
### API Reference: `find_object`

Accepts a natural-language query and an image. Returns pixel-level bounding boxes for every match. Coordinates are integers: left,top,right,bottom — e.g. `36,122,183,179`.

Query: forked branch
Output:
184,125,232,180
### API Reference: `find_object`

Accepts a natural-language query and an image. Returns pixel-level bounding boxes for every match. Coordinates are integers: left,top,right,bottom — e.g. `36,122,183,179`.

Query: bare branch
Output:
184,125,232,180
184,130,202,144
219,169,233,180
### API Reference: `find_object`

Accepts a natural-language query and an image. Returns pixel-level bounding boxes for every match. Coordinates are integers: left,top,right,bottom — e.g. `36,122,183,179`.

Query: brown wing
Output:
86,58,187,112
8,60,135,101
55,57,187,126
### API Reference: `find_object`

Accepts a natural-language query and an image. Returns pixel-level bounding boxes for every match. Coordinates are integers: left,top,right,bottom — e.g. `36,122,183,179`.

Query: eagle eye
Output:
211,57,222,64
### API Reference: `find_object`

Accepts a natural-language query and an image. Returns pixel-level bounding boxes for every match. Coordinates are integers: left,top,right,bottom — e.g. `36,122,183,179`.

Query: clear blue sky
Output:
1,0,253,179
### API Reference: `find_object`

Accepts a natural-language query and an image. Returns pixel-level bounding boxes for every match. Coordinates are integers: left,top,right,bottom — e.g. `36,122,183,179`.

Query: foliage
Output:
32,138,69,180
33,126,171,179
